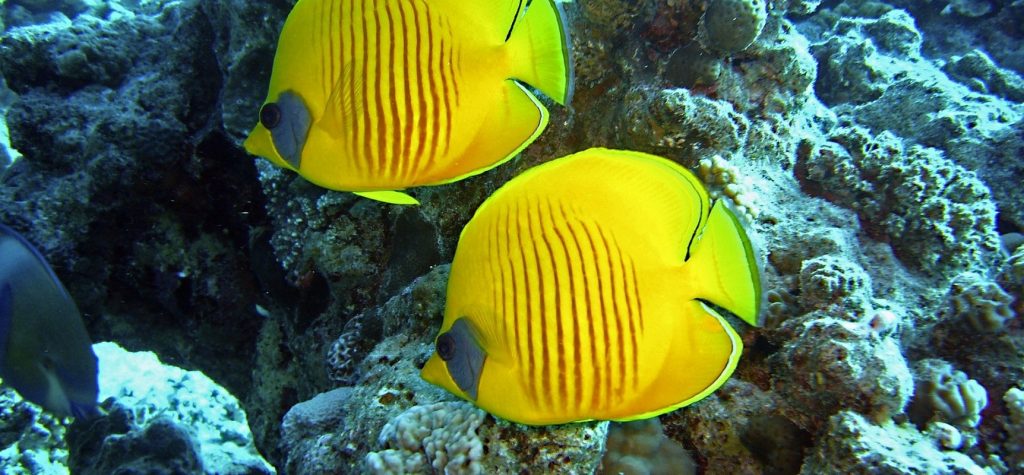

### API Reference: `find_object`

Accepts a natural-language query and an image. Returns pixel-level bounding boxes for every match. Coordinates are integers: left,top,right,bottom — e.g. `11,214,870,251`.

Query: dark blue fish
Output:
0,224,98,418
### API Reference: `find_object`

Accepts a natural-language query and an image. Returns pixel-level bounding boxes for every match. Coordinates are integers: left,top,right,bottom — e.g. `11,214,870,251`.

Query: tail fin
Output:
506,0,574,105
687,200,762,327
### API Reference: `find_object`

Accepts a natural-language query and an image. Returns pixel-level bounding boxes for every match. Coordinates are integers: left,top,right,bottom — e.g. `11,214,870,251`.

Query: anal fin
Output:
428,80,548,185
354,190,420,205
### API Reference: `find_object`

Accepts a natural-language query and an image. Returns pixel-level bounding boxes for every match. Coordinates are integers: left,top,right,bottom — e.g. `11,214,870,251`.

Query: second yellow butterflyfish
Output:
244,0,573,205
421,148,762,425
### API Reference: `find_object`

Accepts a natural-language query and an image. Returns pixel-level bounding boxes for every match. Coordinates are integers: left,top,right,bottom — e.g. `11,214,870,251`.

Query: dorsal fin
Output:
504,0,525,42
431,0,525,44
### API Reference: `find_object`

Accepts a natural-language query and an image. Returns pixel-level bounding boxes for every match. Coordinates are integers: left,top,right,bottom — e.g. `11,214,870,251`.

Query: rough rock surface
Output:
1,0,1021,472
2,341,274,474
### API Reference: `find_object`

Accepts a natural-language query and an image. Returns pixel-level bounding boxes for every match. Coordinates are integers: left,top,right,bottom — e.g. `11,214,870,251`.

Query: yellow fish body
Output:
422,148,762,425
244,0,573,205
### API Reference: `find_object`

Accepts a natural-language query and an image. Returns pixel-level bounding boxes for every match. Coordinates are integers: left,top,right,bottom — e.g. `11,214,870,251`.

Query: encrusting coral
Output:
796,126,1001,274
798,254,873,315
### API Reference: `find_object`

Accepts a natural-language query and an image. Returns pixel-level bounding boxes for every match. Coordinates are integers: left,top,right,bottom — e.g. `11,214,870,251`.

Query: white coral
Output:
698,154,761,220
365,402,486,475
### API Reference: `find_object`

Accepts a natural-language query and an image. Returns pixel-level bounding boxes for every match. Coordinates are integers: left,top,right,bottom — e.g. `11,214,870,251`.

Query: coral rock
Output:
698,0,768,54
801,411,987,474
771,315,913,432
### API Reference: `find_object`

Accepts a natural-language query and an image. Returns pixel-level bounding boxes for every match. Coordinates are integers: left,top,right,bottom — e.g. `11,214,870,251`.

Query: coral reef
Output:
662,380,810,475
2,341,273,474
278,267,607,474
0,0,1021,472
365,402,487,474
697,0,768,55
0,0,268,404
600,418,695,475
797,126,1001,274
802,411,986,474
800,0,1024,233
69,412,205,475
908,359,989,429
0,390,69,474
70,342,274,474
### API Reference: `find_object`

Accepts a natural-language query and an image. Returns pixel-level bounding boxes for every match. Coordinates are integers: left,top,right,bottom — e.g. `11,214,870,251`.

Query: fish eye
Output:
436,333,456,361
260,103,282,129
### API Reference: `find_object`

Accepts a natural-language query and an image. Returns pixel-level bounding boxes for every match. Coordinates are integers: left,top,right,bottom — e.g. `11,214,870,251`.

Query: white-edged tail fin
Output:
506,0,574,105
687,200,762,326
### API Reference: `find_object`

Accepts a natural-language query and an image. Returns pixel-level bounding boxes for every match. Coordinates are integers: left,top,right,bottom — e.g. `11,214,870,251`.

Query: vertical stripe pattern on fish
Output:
422,148,762,425
244,0,573,205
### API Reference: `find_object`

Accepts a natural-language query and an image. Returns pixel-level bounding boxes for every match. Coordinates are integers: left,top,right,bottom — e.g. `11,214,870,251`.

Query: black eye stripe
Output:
437,333,456,361
260,103,282,129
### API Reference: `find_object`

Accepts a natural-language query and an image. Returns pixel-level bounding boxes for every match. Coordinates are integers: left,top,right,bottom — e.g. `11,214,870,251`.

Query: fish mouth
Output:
243,126,291,170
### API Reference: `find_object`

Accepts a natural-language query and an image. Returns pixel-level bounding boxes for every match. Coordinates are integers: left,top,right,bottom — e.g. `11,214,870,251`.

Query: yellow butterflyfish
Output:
422,148,762,425
244,0,573,205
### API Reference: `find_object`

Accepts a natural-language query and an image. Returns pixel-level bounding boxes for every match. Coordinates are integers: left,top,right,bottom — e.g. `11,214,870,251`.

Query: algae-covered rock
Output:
802,411,988,474
796,126,1001,275
771,315,914,433
698,0,768,54
279,267,606,474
